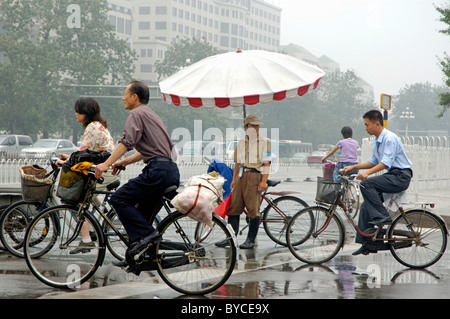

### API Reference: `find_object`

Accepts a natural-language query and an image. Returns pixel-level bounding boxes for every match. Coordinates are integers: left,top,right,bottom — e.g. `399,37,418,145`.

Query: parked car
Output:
176,140,224,163
307,150,328,164
289,152,310,163
307,149,339,164
21,139,77,159
0,135,33,160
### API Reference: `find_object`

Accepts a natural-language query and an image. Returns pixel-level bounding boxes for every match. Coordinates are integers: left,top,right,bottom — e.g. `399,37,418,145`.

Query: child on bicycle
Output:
321,126,359,182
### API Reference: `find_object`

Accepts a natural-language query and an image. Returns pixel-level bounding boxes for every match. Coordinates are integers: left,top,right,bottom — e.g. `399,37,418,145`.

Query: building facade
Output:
107,0,281,84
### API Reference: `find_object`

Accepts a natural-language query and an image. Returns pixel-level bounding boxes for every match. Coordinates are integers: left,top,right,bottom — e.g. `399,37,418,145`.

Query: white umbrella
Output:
159,49,325,112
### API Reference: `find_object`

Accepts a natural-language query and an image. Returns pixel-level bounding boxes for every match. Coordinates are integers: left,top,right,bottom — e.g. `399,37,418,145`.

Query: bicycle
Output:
0,159,61,257
206,158,309,246
0,159,123,258
286,170,448,269
23,164,237,295
244,179,308,246
323,161,360,218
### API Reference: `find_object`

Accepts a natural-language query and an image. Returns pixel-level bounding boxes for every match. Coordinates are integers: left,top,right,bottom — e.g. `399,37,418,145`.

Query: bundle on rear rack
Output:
171,173,225,227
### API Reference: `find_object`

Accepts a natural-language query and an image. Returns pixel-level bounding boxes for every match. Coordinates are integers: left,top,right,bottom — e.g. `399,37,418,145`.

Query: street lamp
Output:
399,107,415,137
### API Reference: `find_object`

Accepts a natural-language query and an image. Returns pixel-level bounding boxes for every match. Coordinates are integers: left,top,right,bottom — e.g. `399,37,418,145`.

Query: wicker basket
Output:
20,166,54,203
56,164,89,204
315,176,340,204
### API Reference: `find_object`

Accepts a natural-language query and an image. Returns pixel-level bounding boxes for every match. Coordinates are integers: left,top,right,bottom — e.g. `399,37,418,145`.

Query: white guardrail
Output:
0,158,323,186
2,135,450,197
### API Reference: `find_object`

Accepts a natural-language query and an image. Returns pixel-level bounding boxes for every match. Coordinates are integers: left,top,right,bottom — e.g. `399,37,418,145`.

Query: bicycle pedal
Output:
125,266,141,276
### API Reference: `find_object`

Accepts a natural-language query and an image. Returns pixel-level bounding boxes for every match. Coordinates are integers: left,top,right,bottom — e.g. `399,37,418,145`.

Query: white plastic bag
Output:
171,174,225,228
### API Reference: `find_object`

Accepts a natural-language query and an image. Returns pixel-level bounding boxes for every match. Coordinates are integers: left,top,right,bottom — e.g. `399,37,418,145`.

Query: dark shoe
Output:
352,245,371,256
215,239,230,247
112,260,128,268
69,241,95,254
369,217,392,226
239,218,260,249
239,239,255,249
128,231,162,255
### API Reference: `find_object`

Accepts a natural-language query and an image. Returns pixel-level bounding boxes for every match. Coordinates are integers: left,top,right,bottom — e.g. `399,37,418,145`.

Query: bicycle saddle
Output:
106,179,121,191
267,179,281,187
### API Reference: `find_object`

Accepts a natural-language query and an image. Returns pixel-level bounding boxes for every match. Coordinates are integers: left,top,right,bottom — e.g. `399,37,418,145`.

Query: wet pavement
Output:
1,179,450,300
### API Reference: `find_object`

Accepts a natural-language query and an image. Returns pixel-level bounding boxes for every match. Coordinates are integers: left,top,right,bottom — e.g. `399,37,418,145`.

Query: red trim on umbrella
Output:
314,78,321,89
215,97,230,108
244,94,259,105
273,91,286,101
188,97,203,107
170,94,181,106
298,84,310,96
164,76,323,107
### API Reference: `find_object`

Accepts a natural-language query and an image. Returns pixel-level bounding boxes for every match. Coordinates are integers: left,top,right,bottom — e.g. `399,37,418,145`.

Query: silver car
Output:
21,139,78,159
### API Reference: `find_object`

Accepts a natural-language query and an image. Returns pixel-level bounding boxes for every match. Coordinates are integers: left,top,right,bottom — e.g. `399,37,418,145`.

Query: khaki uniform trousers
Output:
228,171,261,219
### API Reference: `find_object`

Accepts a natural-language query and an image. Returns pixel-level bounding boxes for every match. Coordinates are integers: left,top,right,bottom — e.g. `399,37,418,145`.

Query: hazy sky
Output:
277,0,448,101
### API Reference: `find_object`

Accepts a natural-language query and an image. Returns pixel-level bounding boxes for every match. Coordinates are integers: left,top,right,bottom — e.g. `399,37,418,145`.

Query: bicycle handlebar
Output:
338,168,358,181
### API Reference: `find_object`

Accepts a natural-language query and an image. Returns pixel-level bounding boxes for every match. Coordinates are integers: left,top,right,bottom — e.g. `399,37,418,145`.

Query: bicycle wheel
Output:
24,205,105,289
342,183,360,218
155,212,236,295
103,208,128,261
262,195,308,246
0,204,7,250
286,206,344,264
388,209,447,268
0,200,50,257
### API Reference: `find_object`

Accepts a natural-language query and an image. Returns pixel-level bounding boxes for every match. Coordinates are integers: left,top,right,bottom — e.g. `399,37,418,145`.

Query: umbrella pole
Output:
243,104,247,120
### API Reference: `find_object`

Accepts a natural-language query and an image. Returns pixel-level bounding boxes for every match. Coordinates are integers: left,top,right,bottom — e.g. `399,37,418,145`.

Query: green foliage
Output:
154,37,220,79
389,83,449,135
0,0,136,139
436,3,450,115
255,70,375,148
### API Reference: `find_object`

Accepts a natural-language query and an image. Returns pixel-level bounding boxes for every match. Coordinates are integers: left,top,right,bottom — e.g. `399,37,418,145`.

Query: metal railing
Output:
3,135,450,196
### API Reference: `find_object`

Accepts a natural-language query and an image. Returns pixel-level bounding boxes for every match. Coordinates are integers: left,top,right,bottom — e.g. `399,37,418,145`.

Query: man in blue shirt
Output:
344,110,412,256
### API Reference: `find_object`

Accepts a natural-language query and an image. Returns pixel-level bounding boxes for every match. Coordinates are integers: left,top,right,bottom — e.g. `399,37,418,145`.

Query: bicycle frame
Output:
317,177,446,244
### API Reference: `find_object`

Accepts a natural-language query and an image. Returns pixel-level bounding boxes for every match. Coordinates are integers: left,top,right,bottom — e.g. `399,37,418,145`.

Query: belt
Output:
389,167,413,177
243,167,261,174
145,156,173,165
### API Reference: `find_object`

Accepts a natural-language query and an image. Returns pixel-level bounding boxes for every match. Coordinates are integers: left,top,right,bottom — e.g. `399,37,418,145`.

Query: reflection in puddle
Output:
211,252,445,299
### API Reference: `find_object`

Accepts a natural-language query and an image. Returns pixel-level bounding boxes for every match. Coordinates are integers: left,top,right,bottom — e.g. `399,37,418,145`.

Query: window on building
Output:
220,22,229,33
139,7,151,15
155,22,167,30
220,36,229,47
141,64,153,73
155,6,167,15
139,22,150,30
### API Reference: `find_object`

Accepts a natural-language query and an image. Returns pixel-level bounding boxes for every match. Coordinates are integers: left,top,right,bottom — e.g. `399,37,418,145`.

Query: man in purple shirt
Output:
95,81,180,272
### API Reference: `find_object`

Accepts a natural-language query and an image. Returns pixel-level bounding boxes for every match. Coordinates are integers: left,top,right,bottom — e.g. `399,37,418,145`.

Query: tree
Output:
151,37,227,139
256,70,374,148
0,0,136,139
154,37,220,79
389,83,449,135
436,3,450,115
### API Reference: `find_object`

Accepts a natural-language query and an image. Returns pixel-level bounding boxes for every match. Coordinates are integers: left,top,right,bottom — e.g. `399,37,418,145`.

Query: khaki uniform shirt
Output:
234,135,272,172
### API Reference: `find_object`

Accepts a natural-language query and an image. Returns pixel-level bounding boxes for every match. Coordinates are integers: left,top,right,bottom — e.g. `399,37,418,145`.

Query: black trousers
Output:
109,161,180,243
356,168,412,243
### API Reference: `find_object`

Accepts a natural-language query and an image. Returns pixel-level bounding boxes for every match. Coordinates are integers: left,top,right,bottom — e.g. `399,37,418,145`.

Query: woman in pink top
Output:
322,126,359,182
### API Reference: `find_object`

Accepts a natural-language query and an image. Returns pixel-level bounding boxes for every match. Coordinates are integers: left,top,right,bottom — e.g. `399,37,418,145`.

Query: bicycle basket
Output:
56,164,89,204
315,176,340,204
20,165,54,203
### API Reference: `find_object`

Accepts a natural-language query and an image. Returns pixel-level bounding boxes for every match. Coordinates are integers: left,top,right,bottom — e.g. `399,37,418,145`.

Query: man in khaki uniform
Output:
219,114,271,249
